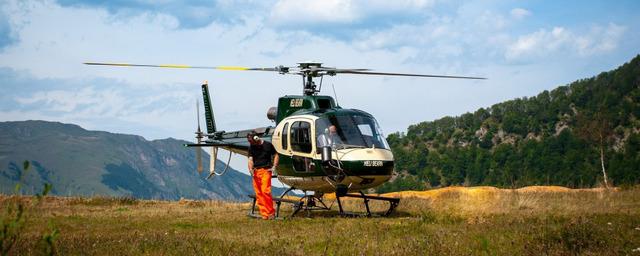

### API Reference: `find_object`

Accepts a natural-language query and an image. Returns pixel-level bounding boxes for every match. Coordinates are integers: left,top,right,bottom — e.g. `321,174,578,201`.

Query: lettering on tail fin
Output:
201,83,217,136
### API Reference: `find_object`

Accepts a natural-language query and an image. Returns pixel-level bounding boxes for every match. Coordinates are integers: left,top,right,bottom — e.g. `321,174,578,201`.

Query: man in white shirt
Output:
317,125,342,148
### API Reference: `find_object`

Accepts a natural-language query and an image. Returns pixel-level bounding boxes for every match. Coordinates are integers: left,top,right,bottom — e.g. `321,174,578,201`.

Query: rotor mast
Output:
299,62,325,96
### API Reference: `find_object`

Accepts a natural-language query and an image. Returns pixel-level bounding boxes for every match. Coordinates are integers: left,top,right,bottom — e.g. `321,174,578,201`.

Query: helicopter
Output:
84,61,485,217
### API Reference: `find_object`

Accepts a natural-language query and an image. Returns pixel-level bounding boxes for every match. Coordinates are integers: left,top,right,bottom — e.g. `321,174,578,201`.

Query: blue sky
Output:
1,0,639,144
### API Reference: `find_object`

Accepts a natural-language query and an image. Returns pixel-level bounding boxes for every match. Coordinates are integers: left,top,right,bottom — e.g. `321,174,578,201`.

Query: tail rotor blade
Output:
196,148,203,174
195,98,204,174
196,98,201,133
207,147,218,179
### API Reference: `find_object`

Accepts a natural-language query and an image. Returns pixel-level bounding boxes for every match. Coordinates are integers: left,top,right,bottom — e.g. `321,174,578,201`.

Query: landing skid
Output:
248,194,303,219
335,191,400,217
248,187,400,218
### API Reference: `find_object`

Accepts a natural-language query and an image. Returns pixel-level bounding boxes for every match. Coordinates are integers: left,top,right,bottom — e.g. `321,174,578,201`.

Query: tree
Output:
576,110,613,188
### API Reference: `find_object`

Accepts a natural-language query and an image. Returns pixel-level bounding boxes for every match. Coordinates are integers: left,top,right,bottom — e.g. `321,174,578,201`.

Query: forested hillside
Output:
379,55,640,192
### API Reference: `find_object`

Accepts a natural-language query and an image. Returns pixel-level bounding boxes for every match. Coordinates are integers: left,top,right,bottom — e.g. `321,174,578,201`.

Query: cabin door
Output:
290,120,315,172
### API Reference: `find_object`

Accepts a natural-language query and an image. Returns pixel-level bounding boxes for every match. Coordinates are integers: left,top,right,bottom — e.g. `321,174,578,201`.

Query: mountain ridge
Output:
0,120,284,201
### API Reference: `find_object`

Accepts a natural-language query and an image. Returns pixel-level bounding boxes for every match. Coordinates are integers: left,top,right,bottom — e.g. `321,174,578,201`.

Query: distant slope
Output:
381,54,640,192
0,120,282,200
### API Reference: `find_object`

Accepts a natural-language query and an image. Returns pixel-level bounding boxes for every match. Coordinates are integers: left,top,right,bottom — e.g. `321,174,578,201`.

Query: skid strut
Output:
335,191,400,217
282,187,333,217
248,188,303,219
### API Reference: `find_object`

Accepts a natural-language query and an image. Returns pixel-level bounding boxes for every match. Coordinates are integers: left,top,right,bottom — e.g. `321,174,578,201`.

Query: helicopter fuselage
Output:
269,95,394,192
196,92,395,193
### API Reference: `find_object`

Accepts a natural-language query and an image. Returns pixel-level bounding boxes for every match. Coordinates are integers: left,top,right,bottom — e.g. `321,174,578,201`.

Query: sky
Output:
1,0,639,175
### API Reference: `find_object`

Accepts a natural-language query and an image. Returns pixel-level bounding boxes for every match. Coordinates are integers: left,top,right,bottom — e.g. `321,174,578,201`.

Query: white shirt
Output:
317,133,342,148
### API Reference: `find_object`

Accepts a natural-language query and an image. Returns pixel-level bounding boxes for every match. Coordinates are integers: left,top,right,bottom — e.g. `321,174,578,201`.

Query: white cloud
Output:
355,0,436,15
5,74,199,140
351,9,512,66
506,27,569,60
505,23,626,61
575,23,626,56
16,87,108,112
268,0,436,26
510,8,531,20
269,0,358,25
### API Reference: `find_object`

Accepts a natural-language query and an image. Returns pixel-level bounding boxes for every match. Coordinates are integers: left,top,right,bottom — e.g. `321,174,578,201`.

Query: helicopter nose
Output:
336,148,394,162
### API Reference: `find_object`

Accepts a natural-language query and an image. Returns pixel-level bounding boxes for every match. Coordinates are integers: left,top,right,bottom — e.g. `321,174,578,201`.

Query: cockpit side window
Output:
357,124,373,136
281,122,289,150
315,115,391,150
291,121,312,153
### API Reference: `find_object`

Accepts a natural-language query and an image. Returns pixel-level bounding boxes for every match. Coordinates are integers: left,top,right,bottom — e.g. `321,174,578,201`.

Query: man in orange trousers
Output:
247,132,279,219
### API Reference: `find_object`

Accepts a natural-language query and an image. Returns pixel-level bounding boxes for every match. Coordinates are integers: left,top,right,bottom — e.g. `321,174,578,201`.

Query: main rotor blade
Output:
312,67,371,72
84,62,486,79
335,70,486,80
83,62,281,72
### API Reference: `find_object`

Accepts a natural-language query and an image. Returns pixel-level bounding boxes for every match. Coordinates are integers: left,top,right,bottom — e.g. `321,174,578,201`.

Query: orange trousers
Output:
252,168,275,219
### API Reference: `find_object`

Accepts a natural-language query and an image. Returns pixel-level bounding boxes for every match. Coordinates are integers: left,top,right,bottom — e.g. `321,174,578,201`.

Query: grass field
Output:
2,186,640,255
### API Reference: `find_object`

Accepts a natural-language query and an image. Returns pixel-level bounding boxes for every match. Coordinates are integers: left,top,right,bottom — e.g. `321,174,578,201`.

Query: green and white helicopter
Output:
85,61,485,217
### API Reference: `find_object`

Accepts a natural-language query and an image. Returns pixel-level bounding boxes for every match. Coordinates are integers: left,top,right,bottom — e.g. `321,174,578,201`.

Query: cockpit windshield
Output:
315,114,390,150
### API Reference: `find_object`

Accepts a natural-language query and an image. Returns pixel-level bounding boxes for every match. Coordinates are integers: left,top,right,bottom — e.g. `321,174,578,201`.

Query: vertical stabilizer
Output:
201,83,217,136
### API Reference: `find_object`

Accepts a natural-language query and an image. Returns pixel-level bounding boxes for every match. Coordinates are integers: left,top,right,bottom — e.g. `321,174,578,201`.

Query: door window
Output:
281,123,289,150
291,121,312,153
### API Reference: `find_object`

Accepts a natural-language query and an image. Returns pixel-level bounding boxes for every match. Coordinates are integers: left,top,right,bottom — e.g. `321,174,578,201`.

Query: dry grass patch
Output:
2,186,639,255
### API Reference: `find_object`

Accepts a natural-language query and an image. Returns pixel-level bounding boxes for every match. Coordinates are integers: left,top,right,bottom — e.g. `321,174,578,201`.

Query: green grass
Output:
2,187,640,255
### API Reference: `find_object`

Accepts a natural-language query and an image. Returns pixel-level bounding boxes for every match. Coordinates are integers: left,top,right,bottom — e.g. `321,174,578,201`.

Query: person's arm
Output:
269,143,279,172
272,154,279,170
248,157,254,176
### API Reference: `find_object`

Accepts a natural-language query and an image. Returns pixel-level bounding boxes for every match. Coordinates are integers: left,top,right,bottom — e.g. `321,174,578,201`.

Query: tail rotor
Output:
195,99,204,174
195,82,231,179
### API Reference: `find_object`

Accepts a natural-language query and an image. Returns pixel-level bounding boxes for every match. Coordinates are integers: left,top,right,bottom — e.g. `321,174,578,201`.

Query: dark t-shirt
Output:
248,141,277,168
